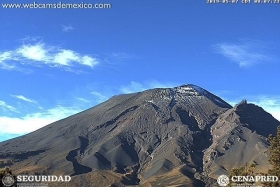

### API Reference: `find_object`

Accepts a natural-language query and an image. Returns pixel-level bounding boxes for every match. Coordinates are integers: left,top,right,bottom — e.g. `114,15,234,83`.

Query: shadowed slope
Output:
203,100,280,180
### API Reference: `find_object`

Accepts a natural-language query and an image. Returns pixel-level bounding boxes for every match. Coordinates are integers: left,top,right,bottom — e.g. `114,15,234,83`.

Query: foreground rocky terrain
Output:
0,84,279,186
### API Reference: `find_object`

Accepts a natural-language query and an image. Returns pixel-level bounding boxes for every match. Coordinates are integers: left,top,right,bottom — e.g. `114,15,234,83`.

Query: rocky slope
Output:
203,100,279,179
0,85,279,187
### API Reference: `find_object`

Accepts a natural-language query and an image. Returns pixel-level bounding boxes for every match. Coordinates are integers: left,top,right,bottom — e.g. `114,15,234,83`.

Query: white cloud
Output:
62,25,74,32
0,41,99,70
0,100,17,112
11,95,37,104
53,50,79,66
0,51,32,72
0,51,12,63
81,56,99,67
214,41,271,67
120,80,177,94
17,43,48,61
0,106,81,134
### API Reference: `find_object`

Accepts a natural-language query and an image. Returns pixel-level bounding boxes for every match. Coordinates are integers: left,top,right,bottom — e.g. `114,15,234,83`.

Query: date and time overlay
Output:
207,0,280,4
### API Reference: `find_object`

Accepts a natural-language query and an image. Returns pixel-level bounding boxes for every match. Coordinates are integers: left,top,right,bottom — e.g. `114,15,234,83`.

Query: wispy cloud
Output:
0,106,81,135
0,41,99,71
120,81,145,94
11,95,37,104
19,36,42,42
76,97,90,103
0,100,17,112
0,51,12,62
109,52,134,60
91,91,108,103
214,40,272,67
102,52,138,66
62,25,74,32
120,80,177,94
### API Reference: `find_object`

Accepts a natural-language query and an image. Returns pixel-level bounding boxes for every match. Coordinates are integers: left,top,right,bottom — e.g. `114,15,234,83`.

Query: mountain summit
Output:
0,84,279,186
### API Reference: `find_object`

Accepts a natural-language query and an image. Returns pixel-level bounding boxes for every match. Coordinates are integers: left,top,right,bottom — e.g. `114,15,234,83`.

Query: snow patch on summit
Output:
172,84,232,108
173,84,206,96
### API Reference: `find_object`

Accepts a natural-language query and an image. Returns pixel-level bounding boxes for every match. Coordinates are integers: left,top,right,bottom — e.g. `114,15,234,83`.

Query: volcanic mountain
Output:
0,84,279,187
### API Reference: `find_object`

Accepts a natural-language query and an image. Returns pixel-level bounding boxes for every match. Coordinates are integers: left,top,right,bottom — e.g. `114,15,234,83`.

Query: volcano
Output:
0,84,279,187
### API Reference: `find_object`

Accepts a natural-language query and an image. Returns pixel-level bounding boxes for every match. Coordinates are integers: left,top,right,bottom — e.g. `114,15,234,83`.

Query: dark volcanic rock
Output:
203,101,280,182
0,84,279,187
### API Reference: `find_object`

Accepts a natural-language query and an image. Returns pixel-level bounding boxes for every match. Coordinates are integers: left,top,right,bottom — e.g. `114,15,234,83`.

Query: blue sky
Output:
1,1,280,142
